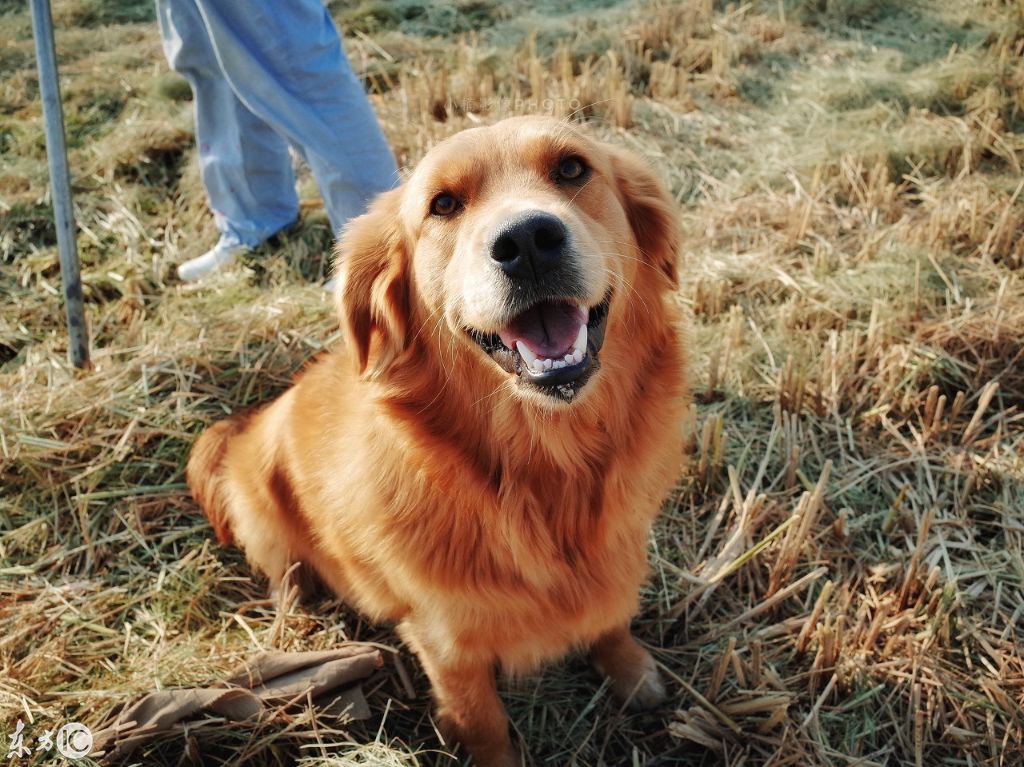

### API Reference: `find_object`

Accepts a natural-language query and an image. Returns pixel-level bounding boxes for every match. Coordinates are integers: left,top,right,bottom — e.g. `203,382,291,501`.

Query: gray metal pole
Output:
29,0,90,369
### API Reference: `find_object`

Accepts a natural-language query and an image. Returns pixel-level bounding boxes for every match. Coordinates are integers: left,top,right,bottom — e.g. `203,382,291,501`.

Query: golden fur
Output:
187,117,689,766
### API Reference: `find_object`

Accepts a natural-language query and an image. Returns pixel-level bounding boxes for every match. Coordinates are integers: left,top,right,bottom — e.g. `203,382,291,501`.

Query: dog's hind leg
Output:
186,415,251,546
188,402,324,598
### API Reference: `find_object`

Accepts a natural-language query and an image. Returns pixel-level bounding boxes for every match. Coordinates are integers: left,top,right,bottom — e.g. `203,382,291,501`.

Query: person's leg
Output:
190,0,399,238
156,0,299,254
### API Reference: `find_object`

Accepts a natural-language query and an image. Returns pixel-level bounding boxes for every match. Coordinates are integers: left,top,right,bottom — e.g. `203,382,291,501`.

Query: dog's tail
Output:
186,416,249,545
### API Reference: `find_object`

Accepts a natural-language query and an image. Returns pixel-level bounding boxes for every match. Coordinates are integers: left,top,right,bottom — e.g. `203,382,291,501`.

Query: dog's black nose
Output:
490,211,569,280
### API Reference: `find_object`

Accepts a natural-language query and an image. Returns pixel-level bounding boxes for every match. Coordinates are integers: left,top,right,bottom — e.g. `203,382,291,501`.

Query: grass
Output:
2,0,1023,765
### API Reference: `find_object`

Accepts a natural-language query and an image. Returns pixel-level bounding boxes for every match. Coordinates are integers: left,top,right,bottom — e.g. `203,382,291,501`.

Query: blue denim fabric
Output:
157,0,399,247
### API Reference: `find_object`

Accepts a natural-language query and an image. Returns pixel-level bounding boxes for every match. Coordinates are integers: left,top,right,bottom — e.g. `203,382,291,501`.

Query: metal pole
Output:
29,0,90,369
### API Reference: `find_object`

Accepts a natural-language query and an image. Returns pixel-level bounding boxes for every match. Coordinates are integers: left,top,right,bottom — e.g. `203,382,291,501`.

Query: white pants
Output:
157,0,398,247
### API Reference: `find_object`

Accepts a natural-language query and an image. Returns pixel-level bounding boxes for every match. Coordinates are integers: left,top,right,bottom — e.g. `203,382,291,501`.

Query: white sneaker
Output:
177,236,250,282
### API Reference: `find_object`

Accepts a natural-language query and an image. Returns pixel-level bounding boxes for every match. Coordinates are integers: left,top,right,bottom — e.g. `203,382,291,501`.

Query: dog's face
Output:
337,117,680,407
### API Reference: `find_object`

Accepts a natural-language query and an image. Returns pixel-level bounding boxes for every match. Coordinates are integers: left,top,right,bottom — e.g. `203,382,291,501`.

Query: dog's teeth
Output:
516,341,538,369
573,324,587,355
517,339,589,376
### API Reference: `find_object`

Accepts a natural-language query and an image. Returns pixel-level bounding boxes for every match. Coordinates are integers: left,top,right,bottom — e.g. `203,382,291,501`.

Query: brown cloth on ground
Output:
90,644,383,762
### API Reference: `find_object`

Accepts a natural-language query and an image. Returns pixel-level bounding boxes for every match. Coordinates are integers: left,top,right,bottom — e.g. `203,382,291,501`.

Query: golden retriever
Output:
187,116,689,766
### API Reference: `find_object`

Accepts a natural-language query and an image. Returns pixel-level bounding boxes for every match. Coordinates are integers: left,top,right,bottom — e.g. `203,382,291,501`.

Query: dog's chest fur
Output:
330,375,685,668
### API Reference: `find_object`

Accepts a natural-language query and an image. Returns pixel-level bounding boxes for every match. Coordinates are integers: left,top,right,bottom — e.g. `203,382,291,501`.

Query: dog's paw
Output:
630,662,668,710
620,651,667,711
436,712,525,767
603,650,667,711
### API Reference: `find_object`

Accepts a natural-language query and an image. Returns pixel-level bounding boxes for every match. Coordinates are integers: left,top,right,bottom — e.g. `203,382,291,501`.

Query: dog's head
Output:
335,117,680,407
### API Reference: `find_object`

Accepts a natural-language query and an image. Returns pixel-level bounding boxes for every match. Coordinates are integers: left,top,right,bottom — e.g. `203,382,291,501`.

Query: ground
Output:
1,0,1023,765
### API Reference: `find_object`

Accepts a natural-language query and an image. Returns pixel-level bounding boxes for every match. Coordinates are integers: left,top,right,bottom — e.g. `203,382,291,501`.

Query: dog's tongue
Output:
499,301,587,358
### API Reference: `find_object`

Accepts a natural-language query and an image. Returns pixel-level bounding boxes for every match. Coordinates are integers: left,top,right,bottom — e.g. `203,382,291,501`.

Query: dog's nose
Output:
490,211,569,280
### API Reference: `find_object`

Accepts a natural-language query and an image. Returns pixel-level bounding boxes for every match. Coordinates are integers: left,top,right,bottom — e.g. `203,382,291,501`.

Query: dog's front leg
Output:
413,644,521,767
590,624,667,710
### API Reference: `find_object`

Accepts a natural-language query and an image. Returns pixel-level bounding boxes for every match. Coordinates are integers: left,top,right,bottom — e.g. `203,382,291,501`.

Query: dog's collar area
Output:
467,292,611,402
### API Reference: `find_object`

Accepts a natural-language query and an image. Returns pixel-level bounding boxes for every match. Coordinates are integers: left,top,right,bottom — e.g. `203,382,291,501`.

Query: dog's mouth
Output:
467,292,611,402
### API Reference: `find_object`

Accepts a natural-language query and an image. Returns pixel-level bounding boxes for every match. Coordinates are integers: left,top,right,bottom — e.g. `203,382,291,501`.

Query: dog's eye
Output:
430,193,461,217
557,157,586,181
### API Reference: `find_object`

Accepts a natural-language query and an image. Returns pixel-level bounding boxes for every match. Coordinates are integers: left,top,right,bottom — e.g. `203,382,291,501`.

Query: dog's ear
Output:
333,187,410,378
607,146,681,289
